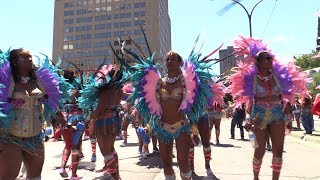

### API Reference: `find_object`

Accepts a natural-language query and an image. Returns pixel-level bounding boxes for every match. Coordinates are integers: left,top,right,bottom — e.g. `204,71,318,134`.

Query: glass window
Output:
69,45,74,50
82,17,87,22
100,41,106,47
69,27,74,32
95,7,100,12
95,16,100,21
115,5,120,10
76,44,81,49
87,34,92,39
94,33,99,39
106,15,111,20
76,26,81,32
134,12,139,17
134,3,139,8
64,3,70,8
125,30,131,35
64,19,68,25
114,31,120,37
76,35,81,40
140,2,146,8
88,8,93,13
94,42,100,48
77,1,82,6
126,40,131,45
87,25,92,31
126,13,131,18
126,4,131,9
77,10,82,15
120,22,126,28
126,21,131,27
76,18,81,23
70,2,74,7
101,0,106,3
82,26,86,31
107,6,112,11
69,53,74,58
106,23,112,29
120,13,125,18
96,0,100,4
63,45,68,50
88,0,93,5
69,19,74,24
107,0,111,2
63,53,68,59
114,14,119,19
120,31,125,36
82,9,87,14
140,11,145,16
106,32,112,37
101,7,106,12
114,23,119,28
94,51,100,56
83,1,88,6
87,17,92,22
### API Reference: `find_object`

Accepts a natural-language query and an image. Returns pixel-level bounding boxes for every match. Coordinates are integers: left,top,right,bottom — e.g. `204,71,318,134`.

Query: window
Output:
64,3,70,8
140,2,146,8
63,53,68,59
134,3,139,8
96,0,100,4
76,18,81,23
126,13,131,18
114,14,119,19
95,7,100,12
101,7,106,12
106,32,112,37
77,10,82,15
126,4,131,9
140,11,145,16
107,6,112,11
120,22,126,28
82,26,86,31
106,23,112,29
64,19,68,25
126,21,131,27
82,9,87,14
114,23,119,28
120,31,125,36
87,25,92,31
87,8,93,13
94,42,100,48
134,20,145,26
125,30,131,35
88,0,93,5
76,44,81,49
69,45,74,50
94,33,100,39
87,17,92,22
134,12,139,17
63,45,68,50
120,13,125,18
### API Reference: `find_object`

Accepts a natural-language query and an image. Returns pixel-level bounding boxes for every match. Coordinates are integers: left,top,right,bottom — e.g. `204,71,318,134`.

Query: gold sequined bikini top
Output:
160,87,184,101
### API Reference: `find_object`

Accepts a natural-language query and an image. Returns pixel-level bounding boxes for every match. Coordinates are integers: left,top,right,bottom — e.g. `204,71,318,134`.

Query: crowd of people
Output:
0,35,318,180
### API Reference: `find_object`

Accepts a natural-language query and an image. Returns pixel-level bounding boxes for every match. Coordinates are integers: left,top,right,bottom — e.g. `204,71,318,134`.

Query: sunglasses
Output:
265,56,273,61
18,54,32,61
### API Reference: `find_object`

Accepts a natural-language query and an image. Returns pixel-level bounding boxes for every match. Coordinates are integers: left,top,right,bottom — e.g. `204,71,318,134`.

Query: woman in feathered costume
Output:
123,33,222,179
58,68,85,180
189,78,226,178
78,62,130,180
0,48,70,179
228,36,310,180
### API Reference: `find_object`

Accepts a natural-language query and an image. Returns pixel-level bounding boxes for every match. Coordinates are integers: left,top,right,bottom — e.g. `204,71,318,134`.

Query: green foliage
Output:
295,50,320,71
308,72,320,98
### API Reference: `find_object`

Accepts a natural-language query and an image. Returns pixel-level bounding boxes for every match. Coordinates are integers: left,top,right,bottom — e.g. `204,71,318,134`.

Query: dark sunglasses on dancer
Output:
165,57,182,62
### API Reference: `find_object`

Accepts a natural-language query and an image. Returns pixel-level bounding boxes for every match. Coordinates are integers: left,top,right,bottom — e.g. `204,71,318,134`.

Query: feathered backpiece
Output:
34,54,72,121
233,35,274,64
228,36,311,107
208,77,226,107
0,50,72,131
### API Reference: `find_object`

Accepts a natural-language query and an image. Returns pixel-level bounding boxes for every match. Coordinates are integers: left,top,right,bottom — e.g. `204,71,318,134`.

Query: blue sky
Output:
0,0,319,74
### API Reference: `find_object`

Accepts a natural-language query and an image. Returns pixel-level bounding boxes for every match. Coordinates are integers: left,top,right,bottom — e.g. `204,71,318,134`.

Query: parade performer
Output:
58,69,85,180
124,34,222,179
120,82,135,144
0,48,70,179
189,79,225,178
207,103,224,144
227,36,310,180
78,60,131,179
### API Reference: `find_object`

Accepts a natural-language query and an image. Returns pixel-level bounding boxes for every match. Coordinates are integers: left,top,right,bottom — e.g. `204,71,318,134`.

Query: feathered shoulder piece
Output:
233,35,274,64
181,37,223,123
35,55,72,120
127,53,162,122
208,78,226,107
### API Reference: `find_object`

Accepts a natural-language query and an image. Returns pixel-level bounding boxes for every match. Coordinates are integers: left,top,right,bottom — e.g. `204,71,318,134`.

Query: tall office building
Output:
219,46,238,75
53,0,171,71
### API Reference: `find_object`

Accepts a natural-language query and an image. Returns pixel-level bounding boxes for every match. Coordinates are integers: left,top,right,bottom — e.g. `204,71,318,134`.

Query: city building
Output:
53,0,171,72
219,46,238,75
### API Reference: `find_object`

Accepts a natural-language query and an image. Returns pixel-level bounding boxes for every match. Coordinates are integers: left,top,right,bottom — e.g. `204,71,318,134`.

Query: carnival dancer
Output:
228,36,310,180
124,34,223,179
58,69,85,179
189,79,225,178
0,49,70,179
207,103,224,144
120,83,135,144
78,62,131,179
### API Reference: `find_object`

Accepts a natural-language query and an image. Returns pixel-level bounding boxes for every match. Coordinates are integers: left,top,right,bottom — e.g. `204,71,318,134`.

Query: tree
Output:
295,50,320,71
308,72,320,98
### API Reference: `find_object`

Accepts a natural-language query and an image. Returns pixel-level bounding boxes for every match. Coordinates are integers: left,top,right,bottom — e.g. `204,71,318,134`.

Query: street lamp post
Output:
231,0,263,37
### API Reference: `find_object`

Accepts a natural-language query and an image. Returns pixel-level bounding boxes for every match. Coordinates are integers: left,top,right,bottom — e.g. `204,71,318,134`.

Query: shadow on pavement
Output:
119,142,139,147
210,143,241,148
136,154,164,169
192,172,220,180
